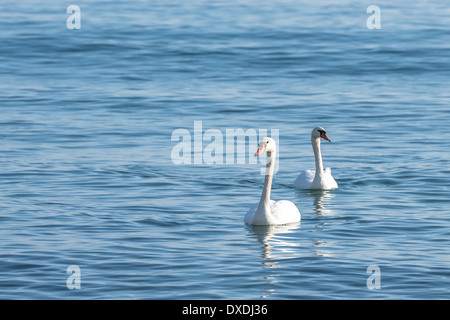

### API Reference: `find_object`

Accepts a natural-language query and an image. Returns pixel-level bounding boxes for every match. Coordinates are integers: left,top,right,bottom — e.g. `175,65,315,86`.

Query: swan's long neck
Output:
258,151,275,211
312,137,324,178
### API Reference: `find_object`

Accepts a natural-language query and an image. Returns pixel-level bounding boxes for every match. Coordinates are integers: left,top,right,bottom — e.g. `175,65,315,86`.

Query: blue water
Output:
1,0,449,299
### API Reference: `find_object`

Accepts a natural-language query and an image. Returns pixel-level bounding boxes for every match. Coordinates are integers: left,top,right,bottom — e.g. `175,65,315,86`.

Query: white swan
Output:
245,137,301,226
294,127,338,190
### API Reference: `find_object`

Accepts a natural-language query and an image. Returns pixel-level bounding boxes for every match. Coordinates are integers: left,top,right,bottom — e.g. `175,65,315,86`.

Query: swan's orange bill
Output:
321,132,331,142
255,143,265,156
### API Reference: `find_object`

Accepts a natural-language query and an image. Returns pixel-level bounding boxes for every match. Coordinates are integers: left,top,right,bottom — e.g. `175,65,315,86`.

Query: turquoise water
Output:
0,0,449,299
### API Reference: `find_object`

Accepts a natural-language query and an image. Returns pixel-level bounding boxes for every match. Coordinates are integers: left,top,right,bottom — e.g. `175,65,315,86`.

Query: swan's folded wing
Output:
323,167,338,189
270,200,301,224
293,169,315,189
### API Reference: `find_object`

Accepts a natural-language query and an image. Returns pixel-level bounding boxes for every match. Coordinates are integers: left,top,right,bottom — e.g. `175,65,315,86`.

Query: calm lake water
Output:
0,0,449,299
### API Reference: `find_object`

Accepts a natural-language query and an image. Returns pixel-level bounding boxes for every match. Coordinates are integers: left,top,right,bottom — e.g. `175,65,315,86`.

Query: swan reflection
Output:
246,222,301,298
303,189,336,216
247,223,301,260
301,190,336,258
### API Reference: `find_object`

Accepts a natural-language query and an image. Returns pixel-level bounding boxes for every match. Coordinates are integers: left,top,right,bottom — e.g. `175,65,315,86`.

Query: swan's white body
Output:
294,127,338,190
245,137,301,226
245,200,300,226
294,167,337,190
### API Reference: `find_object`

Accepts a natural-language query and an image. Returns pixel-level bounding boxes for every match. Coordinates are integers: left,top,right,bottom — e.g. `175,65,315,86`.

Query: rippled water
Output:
0,0,449,299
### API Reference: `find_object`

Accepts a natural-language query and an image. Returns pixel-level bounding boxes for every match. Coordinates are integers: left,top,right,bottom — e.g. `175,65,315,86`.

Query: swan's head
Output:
312,126,331,142
255,137,276,156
